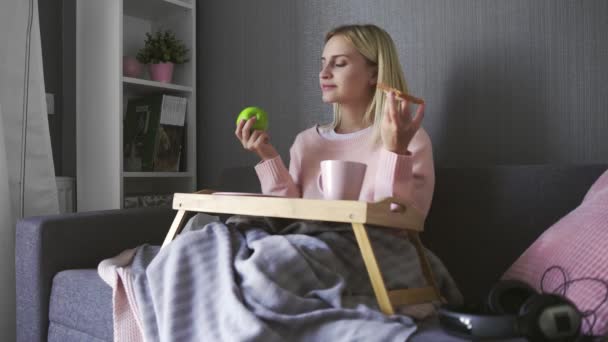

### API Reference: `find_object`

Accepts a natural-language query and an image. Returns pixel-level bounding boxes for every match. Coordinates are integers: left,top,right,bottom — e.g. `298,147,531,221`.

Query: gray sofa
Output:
16,165,607,341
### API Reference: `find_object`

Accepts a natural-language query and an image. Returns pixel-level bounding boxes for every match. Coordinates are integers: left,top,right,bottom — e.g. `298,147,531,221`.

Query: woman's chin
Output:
321,95,337,103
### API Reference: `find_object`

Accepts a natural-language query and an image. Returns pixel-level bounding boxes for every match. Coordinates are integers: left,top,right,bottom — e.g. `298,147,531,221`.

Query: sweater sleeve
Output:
254,137,302,198
373,128,435,217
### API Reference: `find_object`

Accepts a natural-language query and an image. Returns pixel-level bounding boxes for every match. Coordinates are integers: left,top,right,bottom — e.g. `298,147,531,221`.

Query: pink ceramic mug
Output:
317,160,367,200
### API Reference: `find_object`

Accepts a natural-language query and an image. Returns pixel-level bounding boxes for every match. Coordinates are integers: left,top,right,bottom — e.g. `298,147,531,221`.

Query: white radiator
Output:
56,176,75,213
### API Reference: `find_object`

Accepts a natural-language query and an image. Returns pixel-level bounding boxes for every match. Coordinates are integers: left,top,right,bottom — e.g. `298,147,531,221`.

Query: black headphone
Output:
438,280,583,341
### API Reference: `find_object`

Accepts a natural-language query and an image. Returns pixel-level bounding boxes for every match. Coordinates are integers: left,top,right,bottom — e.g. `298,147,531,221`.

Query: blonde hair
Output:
324,24,408,143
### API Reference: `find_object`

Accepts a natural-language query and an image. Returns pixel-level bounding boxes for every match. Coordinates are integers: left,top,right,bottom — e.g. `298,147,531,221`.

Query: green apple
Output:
236,106,268,131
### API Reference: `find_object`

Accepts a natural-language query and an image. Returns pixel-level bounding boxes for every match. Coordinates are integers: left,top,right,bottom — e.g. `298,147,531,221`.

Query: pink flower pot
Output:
122,56,143,78
149,62,174,83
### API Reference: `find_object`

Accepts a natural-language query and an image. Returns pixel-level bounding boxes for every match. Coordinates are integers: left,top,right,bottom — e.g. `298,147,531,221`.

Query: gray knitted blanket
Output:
128,215,462,341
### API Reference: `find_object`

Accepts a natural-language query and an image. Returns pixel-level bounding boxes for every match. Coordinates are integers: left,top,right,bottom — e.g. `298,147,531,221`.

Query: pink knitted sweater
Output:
254,125,435,216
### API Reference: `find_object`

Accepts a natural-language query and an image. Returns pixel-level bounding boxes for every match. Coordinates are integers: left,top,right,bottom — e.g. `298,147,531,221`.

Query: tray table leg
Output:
351,222,394,315
408,232,443,303
161,209,190,249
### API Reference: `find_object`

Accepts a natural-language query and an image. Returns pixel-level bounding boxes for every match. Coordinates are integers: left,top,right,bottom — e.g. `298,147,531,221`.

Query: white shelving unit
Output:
76,0,196,211
123,77,194,92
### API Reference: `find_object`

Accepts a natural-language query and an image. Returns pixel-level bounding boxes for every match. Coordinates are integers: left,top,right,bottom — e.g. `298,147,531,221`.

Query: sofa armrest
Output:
15,207,175,342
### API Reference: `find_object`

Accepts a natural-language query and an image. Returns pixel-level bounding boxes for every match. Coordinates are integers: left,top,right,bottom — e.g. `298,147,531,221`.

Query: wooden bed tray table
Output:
161,191,442,315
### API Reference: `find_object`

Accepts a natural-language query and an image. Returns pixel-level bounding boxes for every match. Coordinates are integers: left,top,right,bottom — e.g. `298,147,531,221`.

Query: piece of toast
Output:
376,83,425,104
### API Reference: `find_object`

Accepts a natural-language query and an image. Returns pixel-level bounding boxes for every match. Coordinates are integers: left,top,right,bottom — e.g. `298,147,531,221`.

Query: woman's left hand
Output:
380,91,425,155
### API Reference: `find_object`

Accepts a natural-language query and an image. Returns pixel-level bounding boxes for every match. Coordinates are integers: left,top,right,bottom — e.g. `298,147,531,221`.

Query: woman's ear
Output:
369,66,378,86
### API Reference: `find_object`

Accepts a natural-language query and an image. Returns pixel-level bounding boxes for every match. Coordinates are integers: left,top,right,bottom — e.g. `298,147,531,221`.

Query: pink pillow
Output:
503,169,608,336
584,169,608,203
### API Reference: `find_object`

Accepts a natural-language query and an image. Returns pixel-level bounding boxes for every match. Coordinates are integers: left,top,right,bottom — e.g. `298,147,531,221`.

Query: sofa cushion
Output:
503,169,608,336
421,165,606,304
49,269,112,341
48,321,107,342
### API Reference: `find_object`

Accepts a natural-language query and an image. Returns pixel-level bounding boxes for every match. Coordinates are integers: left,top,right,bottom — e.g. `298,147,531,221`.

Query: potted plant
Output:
136,29,189,83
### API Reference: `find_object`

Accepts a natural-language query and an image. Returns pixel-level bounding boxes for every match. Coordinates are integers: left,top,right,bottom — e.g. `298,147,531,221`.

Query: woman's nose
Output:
319,66,331,79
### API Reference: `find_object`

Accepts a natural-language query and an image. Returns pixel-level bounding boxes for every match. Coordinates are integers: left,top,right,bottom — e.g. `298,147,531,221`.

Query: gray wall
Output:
39,0,76,178
196,0,608,190
39,0,64,175
61,0,76,178
42,1,608,186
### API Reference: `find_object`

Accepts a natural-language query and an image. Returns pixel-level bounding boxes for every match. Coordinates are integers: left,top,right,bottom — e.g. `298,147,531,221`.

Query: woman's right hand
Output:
235,117,279,161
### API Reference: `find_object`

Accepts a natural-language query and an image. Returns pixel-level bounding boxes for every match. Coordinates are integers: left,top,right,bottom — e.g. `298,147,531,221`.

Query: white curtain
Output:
0,0,59,339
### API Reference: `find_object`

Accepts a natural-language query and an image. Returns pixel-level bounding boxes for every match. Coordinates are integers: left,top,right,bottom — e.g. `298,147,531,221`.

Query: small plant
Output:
136,29,189,64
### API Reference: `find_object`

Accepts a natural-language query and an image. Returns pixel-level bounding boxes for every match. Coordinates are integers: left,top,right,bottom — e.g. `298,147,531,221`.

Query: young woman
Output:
235,24,434,216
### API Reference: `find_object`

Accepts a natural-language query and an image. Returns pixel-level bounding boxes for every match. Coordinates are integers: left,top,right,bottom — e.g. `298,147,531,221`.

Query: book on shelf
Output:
124,193,174,209
123,94,187,172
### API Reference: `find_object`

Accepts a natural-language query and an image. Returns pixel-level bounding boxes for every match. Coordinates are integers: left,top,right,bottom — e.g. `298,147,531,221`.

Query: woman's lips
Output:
321,85,336,91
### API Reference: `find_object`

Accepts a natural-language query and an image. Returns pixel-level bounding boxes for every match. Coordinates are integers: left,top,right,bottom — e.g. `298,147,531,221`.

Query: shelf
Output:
77,0,196,211
123,172,193,178
124,0,192,21
123,77,193,93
